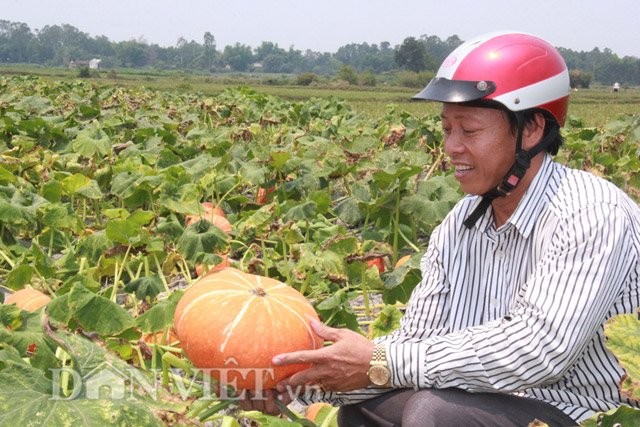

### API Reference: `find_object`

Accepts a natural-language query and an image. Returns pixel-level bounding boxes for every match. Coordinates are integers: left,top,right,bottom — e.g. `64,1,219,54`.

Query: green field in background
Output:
2,65,638,128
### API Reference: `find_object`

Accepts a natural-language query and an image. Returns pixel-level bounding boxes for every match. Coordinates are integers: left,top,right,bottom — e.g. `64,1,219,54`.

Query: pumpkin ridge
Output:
220,297,256,352
226,269,258,288
213,278,254,290
176,290,247,329
259,281,288,292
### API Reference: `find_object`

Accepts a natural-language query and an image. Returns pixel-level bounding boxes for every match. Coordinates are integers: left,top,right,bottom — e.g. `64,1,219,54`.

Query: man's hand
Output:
273,318,375,393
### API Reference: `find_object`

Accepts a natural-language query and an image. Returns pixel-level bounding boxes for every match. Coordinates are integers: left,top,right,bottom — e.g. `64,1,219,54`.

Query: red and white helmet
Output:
413,32,571,126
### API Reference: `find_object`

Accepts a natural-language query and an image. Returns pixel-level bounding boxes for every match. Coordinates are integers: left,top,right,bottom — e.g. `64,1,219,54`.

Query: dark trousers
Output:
338,388,578,427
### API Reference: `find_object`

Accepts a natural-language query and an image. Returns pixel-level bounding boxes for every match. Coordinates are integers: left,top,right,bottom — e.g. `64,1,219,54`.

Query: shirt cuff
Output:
386,340,428,389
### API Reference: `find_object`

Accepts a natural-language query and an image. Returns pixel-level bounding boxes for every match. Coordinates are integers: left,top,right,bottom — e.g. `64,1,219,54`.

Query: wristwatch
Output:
367,344,391,387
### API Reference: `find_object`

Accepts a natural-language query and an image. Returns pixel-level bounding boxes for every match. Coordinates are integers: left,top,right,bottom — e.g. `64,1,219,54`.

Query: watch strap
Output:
371,343,387,363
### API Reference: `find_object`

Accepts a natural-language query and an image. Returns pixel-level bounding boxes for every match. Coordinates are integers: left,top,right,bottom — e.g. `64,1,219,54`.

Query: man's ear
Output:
522,113,546,150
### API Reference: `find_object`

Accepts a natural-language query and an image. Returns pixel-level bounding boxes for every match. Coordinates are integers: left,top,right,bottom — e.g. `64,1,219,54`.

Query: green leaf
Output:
0,344,165,426
77,104,101,119
0,166,16,185
40,203,81,231
71,124,111,158
0,198,33,225
177,220,229,264
372,165,422,190
0,345,29,369
284,201,317,221
61,174,103,199
334,197,363,226
581,405,640,427
40,179,63,203
4,264,34,290
382,265,422,305
22,243,56,279
124,275,164,300
315,288,360,330
308,190,331,214
105,217,148,246
345,135,377,154
270,150,292,171
235,205,274,235
76,230,111,262
327,237,358,257
66,283,136,336
368,305,403,339
605,313,640,399
0,307,59,371
47,293,73,324
136,291,183,333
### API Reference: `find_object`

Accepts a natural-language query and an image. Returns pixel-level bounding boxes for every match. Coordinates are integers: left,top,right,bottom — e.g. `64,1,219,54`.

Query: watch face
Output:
369,365,391,386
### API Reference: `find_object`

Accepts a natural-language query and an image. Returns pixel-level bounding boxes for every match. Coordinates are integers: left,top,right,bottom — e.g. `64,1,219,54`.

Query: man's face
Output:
441,103,516,195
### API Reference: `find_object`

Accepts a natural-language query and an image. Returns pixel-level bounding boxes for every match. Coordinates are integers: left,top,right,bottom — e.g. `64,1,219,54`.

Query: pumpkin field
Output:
0,74,639,426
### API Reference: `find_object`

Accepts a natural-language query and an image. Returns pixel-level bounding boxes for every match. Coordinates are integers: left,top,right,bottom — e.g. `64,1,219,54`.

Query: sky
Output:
4,0,640,58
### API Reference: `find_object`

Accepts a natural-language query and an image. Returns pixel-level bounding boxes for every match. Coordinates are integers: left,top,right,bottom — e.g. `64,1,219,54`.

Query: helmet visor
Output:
413,77,496,103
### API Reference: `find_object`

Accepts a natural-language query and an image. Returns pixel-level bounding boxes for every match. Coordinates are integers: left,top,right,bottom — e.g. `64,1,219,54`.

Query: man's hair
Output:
505,109,564,155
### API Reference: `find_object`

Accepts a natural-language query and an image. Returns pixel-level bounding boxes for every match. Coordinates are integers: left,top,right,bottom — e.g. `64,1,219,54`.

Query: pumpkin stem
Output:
250,287,267,297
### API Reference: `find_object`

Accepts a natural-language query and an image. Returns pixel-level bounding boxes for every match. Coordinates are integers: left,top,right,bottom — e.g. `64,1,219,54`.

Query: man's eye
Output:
463,128,479,135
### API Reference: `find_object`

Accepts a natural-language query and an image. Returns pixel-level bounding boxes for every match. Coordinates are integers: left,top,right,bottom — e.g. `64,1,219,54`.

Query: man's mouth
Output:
453,164,474,173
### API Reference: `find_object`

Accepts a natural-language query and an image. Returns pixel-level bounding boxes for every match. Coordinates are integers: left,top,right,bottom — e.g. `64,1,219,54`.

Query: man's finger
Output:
273,347,326,366
309,318,342,341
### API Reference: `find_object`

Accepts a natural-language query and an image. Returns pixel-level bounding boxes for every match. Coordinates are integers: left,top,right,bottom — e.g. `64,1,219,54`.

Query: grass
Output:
1,65,638,128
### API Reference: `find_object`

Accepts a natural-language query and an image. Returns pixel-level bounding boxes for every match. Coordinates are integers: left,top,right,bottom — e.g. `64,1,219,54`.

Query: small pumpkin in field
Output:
255,186,275,205
306,402,335,422
4,288,51,312
142,328,180,347
367,257,386,273
395,254,411,268
185,202,231,233
173,268,323,391
195,254,232,277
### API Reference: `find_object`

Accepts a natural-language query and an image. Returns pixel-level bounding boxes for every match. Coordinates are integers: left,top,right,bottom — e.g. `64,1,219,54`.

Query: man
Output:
251,32,640,426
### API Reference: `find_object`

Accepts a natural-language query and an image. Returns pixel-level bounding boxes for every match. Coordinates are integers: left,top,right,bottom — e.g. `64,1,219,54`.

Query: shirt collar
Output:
472,154,557,238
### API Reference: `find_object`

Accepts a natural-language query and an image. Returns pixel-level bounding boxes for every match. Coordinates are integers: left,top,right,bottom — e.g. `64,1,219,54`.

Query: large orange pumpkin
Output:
4,288,51,312
173,268,323,391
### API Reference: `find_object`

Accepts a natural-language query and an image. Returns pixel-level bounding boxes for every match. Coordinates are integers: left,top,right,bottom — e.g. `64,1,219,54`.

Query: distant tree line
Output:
1,20,639,86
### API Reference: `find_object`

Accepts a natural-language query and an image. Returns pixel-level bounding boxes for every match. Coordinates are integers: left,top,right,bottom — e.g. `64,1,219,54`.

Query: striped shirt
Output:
313,154,640,423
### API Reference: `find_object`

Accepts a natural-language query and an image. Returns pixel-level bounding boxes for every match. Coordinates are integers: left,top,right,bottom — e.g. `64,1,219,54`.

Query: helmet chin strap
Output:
462,114,558,229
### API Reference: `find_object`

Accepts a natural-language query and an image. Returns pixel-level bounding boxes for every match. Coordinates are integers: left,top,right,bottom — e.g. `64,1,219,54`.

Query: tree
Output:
395,37,430,72
115,40,148,67
337,65,358,84
569,69,592,88
254,42,291,72
222,43,253,71
334,42,395,73
0,20,36,63
202,31,217,70
175,37,201,69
